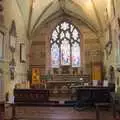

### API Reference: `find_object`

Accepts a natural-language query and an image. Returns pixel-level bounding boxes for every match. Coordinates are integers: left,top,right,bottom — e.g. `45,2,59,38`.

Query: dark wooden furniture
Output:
74,86,115,120
0,102,4,120
95,102,115,120
76,86,113,104
112,95,120,119
14,89,49,104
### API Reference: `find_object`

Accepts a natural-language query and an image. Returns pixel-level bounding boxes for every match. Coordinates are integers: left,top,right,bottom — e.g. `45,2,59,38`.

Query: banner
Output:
32,68,40,85
92,62,101,81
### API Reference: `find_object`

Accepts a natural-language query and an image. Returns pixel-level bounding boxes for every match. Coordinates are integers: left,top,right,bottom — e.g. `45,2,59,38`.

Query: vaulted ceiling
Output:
16,0,115,37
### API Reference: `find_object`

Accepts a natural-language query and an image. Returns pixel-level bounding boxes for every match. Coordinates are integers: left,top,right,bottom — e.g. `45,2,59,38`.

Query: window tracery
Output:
51,21,81,68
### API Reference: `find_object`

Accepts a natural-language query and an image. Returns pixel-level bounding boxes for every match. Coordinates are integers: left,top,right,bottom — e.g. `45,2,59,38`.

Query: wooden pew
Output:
0,102,4,120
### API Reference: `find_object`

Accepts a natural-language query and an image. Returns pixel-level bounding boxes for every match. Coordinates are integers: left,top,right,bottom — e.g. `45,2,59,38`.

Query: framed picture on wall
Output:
0,31,4,59
20,43,26,63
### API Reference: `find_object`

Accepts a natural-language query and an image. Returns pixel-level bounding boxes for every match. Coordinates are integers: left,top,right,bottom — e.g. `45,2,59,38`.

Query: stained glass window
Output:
51,43,59,68
61,39,70,65
51,21,80,68
72,42,80,67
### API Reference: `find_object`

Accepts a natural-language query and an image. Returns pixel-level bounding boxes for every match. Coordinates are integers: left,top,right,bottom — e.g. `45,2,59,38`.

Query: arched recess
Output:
30,14,102,76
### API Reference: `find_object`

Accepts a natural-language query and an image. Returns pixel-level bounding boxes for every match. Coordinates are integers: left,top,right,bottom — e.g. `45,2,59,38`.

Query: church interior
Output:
0,0,120,119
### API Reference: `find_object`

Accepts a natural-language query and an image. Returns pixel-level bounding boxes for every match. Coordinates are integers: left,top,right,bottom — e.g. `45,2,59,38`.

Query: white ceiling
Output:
16,0,114,37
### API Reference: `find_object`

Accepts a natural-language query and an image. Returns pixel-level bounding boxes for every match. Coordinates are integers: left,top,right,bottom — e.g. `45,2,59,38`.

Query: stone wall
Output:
102,0,120,90
0,0,5,102
2,0,29,97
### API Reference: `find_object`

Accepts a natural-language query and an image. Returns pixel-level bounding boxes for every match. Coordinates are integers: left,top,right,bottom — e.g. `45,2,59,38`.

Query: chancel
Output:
0,0,120,120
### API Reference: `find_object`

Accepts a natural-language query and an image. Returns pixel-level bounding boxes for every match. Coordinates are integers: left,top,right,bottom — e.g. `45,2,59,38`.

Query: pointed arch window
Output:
51,21,81,68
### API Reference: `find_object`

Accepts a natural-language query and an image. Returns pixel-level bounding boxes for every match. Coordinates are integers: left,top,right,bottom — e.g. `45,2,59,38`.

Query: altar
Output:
46,74,90,98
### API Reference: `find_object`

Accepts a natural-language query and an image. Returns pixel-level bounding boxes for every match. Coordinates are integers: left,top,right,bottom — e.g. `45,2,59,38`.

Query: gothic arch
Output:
50,20,81,74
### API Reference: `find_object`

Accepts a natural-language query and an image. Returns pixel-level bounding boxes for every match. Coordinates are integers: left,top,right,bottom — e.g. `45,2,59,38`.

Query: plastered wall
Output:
30,15,102,76
102,0,120,91
2,0,29,97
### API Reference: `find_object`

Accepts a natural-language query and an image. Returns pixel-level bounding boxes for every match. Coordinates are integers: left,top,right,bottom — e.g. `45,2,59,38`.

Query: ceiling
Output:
16,0,114,37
